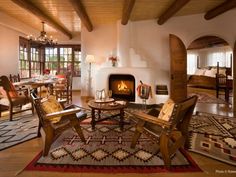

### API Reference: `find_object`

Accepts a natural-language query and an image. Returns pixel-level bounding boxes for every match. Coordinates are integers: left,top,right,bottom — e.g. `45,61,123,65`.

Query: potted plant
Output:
109,56,117,67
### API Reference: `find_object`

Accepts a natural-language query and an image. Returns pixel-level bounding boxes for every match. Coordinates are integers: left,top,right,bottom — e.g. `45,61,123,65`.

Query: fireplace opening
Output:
109,74,135,101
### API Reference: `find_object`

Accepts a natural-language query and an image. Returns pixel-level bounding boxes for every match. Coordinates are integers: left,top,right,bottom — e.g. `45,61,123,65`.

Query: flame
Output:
118,81,128,91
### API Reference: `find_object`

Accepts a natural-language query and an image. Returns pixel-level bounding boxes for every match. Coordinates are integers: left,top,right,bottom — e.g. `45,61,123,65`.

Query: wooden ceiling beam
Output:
121,0,136,25
204,0,236,20
157,0,190,25
69,0,93,32
11,0,72,39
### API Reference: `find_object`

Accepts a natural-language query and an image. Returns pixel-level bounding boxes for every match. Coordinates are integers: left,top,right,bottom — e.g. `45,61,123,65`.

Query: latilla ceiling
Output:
0,0,234,40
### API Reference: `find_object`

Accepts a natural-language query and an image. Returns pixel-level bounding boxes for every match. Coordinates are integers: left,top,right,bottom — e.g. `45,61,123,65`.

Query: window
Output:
45,48,58,75
74,50,81,76
206,47,232,67
59,47,72,74
45,45,81,76
19,37,81,77
187,53,198,75
30,47,41,77
19,38,29,78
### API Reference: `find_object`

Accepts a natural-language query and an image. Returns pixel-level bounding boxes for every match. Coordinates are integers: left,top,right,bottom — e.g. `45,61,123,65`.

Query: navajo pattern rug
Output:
24,124,201,173
189,112,236,166
0,114,38,151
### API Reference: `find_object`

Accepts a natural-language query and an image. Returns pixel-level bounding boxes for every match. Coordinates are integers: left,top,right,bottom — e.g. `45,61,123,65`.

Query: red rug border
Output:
24,148,202,173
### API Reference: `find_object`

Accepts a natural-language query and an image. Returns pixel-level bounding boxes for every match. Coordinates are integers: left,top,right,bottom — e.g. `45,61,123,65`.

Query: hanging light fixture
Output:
27,22,57,46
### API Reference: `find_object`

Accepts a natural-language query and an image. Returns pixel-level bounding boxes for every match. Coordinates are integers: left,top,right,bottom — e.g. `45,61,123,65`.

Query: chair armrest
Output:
45,107,81,119
64,104,77,110
132,111,171,128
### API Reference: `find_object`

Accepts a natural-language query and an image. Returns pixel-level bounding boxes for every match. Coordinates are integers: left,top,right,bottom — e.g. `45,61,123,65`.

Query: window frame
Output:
19,37,81,78
19,37,30,79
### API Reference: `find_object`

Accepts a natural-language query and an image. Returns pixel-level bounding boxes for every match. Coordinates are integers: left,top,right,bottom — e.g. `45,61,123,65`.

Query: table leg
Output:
91,108,96,130
98,110,101,119
120,108,124,131
225,87,229,102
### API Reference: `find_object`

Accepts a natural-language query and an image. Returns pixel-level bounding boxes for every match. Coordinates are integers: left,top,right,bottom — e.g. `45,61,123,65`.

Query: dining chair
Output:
215,73,232,102
129,95,198,168
54,73,73,104
9,74,20,83
9,74,30,96
0,75,34,121
31,91,87,156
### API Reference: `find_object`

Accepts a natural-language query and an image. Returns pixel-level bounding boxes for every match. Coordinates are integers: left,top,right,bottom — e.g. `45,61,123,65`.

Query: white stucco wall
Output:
0,24,21,76
81,9,236,103
81,23,117,96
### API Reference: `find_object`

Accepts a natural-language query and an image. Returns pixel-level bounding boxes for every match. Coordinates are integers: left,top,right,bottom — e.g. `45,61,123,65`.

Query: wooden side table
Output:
87,99,127,130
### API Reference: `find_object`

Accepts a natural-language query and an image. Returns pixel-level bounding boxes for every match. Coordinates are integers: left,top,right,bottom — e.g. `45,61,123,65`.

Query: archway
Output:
187,35,233,105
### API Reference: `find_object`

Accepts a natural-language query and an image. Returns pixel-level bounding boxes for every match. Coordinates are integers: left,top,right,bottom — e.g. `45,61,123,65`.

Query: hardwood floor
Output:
0,91,236,177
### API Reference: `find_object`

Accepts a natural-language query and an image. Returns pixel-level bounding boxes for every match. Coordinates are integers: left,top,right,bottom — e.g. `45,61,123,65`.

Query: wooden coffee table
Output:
87,99,127,130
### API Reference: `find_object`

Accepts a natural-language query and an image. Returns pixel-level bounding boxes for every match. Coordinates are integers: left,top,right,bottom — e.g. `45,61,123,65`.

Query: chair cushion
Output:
157,99,176,121
194,69,205,76
204,69,216,77
41,96,63,123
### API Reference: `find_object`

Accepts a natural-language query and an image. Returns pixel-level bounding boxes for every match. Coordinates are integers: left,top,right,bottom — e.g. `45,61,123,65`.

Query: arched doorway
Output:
187,35,233,106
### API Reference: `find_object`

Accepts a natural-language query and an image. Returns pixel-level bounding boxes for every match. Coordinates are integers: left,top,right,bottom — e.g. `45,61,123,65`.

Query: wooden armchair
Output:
0,75,34,120
130,95,198,168
31,91,86,156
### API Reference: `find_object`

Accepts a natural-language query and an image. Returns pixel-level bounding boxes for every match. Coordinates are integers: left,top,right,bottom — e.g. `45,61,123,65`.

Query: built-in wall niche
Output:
156,85,168,95
108,74,135,101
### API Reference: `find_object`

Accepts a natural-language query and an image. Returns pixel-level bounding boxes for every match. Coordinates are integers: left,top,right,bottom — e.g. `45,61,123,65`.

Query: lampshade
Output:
85,55,96,63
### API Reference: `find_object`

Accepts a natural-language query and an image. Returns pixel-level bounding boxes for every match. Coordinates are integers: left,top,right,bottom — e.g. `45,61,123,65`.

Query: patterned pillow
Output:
157,99,176,121
41,96,63,123
0,82,18,98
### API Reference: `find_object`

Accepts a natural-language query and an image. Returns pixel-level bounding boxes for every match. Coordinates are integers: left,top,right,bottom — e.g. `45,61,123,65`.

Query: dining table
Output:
13,77,57,97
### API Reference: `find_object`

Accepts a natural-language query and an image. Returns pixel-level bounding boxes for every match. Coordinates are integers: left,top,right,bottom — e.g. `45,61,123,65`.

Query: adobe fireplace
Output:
109,74,135,101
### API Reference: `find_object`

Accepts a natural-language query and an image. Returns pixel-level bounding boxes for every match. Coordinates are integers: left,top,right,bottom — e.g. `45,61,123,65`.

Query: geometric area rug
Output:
189,112,236,166
0,114,38,151
24,124,202,173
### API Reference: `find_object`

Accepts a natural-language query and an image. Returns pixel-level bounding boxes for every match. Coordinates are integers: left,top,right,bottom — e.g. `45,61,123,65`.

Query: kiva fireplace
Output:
109,74,135,101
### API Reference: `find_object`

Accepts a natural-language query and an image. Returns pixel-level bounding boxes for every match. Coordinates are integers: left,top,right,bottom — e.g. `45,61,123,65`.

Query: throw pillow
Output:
194,69,205,76
41,96,63,123
158,99,176,121
204,69,216,77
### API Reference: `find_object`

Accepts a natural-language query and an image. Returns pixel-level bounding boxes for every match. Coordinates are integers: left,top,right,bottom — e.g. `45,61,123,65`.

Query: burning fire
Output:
118,81,129,92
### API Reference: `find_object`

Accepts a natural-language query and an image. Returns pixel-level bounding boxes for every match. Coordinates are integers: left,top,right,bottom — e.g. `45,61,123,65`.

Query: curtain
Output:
206,47,232,67
187,53,198,75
